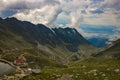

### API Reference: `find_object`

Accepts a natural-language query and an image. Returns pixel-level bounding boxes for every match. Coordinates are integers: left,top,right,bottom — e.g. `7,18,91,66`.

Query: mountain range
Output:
87,37,108,48
0,17,120,80
0,17,97,67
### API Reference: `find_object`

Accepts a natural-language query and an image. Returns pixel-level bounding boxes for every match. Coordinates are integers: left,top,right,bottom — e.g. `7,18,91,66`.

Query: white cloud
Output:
0,0,120,40
1,0,120,26
66,11,83,27
76,27,99,38
0,0,89,26
3,0,60,25
13,4,62,25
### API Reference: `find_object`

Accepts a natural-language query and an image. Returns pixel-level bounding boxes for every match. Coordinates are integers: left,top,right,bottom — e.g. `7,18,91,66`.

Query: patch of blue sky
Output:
0,10,17,18
80,24,116,34
55,18,70,25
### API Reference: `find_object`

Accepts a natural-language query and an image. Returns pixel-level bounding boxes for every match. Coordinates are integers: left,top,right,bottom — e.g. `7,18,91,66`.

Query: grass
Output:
1,48,67,69
22,58,120,80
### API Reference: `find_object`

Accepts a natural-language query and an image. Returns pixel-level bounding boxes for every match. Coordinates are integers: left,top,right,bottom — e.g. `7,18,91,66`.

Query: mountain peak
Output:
5,17,18,21
0,17,95,53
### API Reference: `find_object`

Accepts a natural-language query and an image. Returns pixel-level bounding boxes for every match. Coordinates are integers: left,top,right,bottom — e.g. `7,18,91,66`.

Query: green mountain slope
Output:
0,17,120,80
22,39,120,80
0,17,97,68
93,39,120,59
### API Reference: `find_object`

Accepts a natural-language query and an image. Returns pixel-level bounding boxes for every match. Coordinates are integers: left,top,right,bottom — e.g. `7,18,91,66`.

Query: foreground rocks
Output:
57,74,74,80
0,67,42,80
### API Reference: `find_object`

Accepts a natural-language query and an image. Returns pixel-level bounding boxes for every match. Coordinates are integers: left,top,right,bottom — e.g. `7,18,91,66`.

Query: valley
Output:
0,17,120,80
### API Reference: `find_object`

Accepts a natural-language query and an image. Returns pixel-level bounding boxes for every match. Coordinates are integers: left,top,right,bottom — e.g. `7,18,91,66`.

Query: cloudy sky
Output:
0,0,120,41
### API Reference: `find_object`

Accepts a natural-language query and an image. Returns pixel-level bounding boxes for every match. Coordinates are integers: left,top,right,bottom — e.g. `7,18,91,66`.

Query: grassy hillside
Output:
22,39,120,80
22,57,120,80
94,39,120,59
0,17,105,80
0,17,98,69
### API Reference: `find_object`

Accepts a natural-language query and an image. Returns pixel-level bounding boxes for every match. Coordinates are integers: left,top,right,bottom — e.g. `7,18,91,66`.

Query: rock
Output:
32,69,42,74
7,76,15,79
82,65,86,68
59,74,74,80
106,68,111,71
114,69,120,73
94,72,97,76
102,74,106,77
